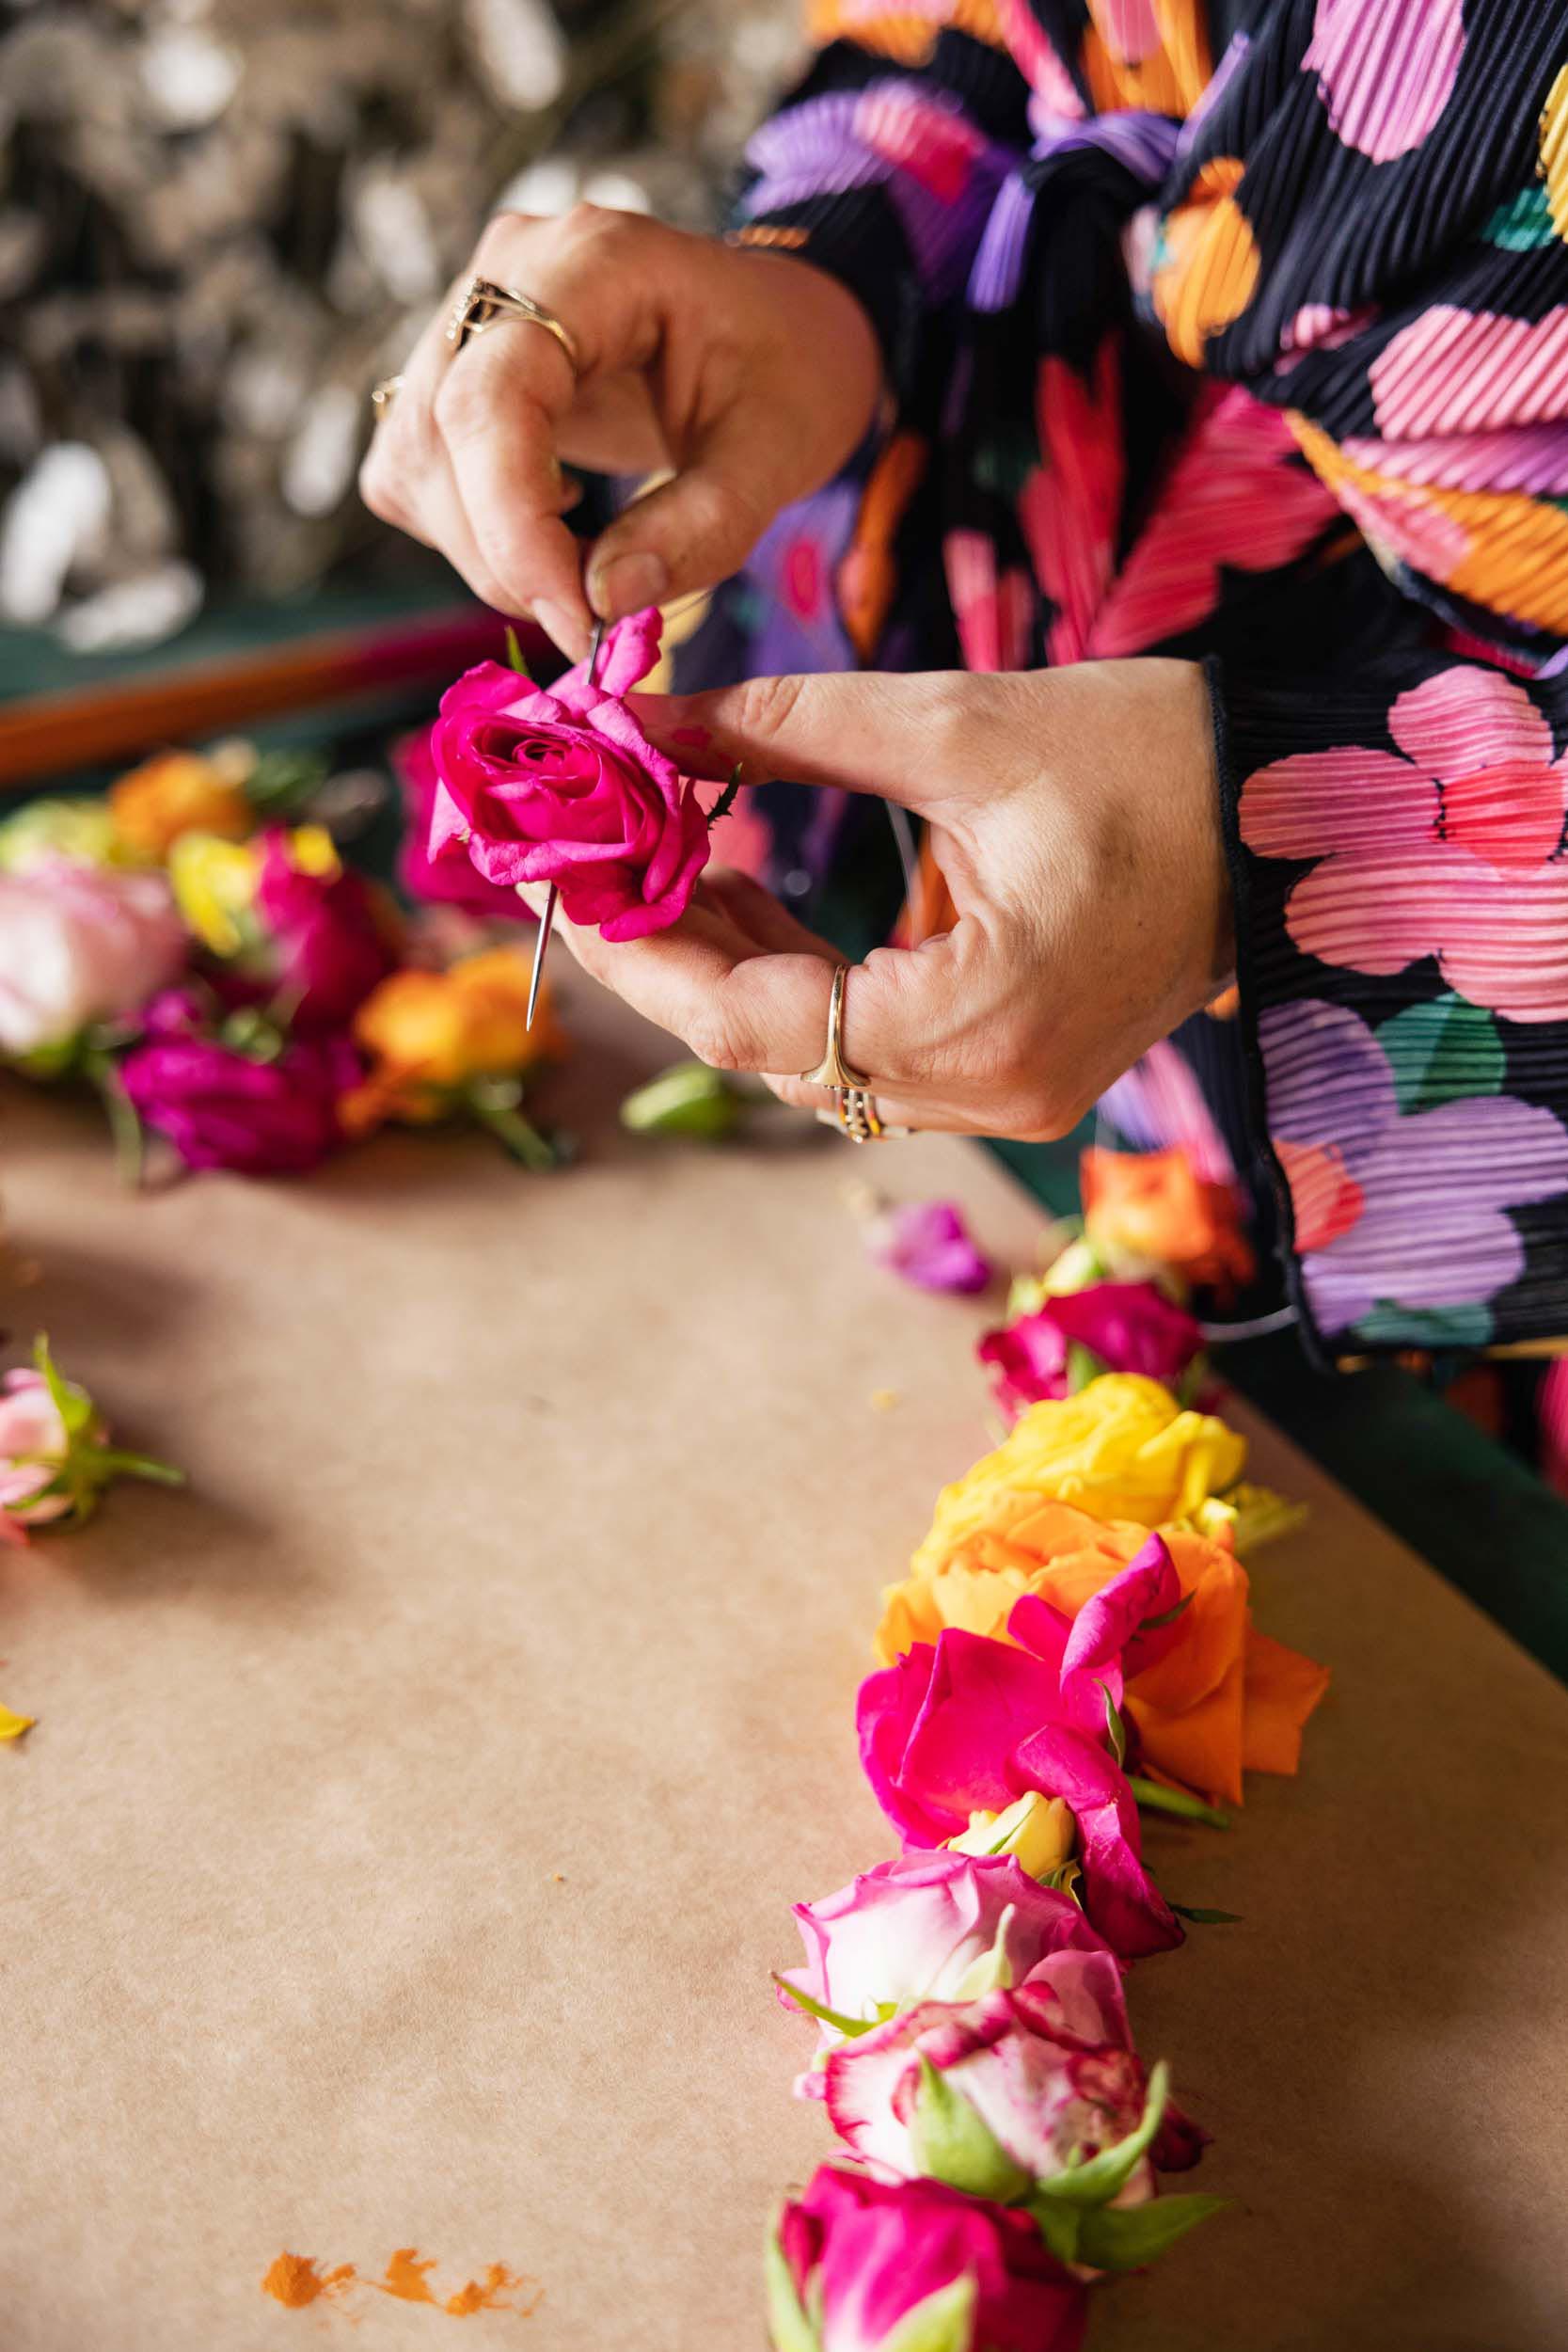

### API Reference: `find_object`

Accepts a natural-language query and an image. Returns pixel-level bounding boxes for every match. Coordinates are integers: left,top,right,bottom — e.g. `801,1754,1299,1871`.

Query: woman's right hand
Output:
359,205,884,660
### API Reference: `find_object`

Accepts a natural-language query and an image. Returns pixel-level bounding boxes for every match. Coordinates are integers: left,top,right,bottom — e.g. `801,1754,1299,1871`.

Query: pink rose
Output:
867,1200,993,1295
253,831,396,1033
821,1967,1204,2204
858,1549,1184,1958
780,1851,1111,2075
120,1030,358,1175
0,860,185,1057
978,1283,1204,1416
768,2165,1088,2352
425,609,710,942
395,726,531,921
0,1369,79,1534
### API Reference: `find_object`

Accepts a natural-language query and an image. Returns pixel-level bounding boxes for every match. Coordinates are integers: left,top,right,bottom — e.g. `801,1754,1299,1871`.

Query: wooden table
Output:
5,980,1567,2351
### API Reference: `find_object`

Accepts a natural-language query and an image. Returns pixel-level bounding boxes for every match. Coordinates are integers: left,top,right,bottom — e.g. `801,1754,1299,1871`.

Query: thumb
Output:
585,405,782,622
632,672,956,818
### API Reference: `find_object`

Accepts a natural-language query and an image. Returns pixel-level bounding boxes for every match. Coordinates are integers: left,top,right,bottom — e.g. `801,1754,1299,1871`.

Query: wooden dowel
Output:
0,604,517,787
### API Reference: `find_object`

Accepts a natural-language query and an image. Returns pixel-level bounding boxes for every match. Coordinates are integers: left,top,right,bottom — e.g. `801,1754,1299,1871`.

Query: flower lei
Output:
764,1166,1330,2350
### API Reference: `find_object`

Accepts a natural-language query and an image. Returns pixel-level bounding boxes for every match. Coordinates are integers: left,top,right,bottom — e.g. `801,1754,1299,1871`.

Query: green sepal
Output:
1138,1590,1193,1635
771,1973,876,2040
910,2055,1033,2203
1035,2058,1168,2208
1064,1341,1107,1394
1127,1775,1230,1831
1170,1903,1243,1925
502,624,533,678
879,2274,979,2352
764,2215,820,2352
1072,2193,1230,2273
1097,1679,1126,1768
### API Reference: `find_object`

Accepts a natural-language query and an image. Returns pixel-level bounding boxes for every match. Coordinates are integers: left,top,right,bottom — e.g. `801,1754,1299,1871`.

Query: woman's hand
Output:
519,660,1234,1139
359,206,882,659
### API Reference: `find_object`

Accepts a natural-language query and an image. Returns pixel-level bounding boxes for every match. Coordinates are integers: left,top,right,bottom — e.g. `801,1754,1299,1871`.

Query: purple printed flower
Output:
868,1200,992,1295
1262,998,1568,1338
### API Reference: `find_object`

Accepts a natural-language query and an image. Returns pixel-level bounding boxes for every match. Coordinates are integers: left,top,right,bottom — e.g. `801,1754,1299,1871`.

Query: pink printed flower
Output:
858,1550,1183,1959
867,1201,992,1295
779,1851,1112,2067
426,610,711,943
1087,389,1338,658
768,2165,1088,2352
978,1284,1204,1417
1370,305,1568,439
822,1968,1203,2200
1241,666,1568,1022
1304,0,1465,162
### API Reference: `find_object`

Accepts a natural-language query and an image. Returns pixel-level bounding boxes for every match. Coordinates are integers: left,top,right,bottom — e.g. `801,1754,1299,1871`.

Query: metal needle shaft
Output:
526,614,604,1031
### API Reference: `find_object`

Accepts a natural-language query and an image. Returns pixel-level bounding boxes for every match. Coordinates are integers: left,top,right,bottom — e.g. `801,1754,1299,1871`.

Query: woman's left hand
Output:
522,659,1234,1139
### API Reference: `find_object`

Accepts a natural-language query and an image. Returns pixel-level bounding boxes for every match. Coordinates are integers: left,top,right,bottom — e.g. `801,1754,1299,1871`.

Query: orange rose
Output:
342,949,566,1135
109,752,253,862
1080,1146,1255,1295
878,1495,1327,1809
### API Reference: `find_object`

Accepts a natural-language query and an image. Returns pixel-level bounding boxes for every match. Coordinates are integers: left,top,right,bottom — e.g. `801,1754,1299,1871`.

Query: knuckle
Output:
685,1009,749,1075
432,363,490,441
730,670,806,746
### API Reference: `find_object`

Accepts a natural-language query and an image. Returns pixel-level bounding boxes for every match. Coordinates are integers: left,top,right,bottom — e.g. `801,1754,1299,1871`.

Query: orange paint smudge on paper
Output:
443,2265,543,2317
379,2249,441,2305
261,2253,358,2309
262,2247,543,2322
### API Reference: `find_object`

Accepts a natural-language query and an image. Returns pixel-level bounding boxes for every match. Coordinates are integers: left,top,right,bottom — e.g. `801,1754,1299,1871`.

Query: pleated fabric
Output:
673,0,1568,1365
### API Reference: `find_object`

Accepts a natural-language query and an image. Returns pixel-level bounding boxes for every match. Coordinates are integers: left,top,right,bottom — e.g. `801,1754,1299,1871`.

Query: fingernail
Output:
534,599,590,659
589,551,669,619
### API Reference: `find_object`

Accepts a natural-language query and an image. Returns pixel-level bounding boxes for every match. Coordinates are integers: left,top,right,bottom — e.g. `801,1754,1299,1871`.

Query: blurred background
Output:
0,0,802,650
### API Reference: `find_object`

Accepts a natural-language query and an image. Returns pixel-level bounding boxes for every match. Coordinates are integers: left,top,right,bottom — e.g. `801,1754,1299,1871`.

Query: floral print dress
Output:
673,0,1568,1371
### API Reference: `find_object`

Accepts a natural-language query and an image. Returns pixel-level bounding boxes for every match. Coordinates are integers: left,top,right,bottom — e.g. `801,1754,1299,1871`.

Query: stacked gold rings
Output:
445,274,580,372
801,967,900,1143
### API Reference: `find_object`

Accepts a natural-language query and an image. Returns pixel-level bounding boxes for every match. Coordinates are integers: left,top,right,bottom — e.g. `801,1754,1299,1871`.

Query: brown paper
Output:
4,977,1568,2351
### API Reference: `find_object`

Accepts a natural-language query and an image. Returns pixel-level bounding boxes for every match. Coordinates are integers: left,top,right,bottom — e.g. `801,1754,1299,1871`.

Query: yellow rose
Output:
167,832,261,956
110,752,253,862
911,1375,1246,1575
948,1792,1078,1887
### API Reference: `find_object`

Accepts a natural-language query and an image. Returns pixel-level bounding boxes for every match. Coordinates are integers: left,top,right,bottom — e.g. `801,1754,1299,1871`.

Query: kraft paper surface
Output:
4,977,1568,2352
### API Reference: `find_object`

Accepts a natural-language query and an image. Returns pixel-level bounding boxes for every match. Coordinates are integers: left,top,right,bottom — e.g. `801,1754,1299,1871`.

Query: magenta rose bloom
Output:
768,2165,1087,2352
395,727,530,920
120,1030,358,1174
252,830,395,1033
857,1548,1184,1960
425,608,710,942
867,1200,993,1295
978,1282,1204,1416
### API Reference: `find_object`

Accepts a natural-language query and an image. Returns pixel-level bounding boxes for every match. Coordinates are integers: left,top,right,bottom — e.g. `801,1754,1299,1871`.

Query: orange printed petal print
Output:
1152,157,1261,368
262,2248,542,2321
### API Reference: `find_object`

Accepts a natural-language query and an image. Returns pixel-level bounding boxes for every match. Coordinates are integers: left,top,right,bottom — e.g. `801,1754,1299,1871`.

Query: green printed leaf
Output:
1482,185,1559,249
1379,995,1504,1116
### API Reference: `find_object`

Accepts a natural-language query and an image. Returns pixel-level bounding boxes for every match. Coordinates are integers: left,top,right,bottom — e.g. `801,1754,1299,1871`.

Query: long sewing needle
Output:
526,614,605,1031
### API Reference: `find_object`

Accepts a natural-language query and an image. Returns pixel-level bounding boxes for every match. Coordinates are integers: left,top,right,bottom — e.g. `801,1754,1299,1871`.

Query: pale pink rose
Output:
779,1850,1111,2069
0,861,185,1056
0,1369,77,1534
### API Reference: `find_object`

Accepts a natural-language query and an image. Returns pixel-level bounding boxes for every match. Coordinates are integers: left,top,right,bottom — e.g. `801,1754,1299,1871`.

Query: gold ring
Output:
445,274,580,372
801,965,874,1092
370,373,403,417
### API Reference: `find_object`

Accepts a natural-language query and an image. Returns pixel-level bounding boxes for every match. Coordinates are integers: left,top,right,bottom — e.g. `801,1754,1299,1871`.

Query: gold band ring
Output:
445,275,580,373
370,373,404,418
800,965,873,1093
